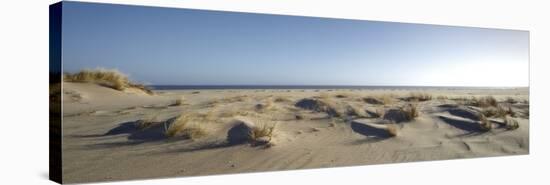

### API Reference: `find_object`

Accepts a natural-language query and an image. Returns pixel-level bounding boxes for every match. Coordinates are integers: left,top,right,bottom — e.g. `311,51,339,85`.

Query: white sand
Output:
61,82,529,183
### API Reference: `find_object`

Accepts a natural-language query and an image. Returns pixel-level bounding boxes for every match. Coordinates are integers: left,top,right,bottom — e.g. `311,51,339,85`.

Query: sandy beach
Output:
61,82,529,183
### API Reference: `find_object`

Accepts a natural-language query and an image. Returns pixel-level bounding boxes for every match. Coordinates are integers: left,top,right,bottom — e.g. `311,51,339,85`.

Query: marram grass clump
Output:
165,113,208,140
479,113,492,131
249,124,275,142
64,68,153,94
401,104,419,121
504,116,519,130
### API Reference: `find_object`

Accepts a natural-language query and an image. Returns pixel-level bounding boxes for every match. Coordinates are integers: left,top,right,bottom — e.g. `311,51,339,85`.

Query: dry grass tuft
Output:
335,94,348,98
507,106,516,117
379,95,394,105
165,113,208,139
451,96,471,105
203,99,220,108
374,108,385,118
505,97,518,104
362,97,383,105
482,105,515,118
234,117,277,146
220,95,248,103
479,113,492,131
471,96,498,107
127,83,154,95
136,114,160,130
64,68,128,90
405,93,432,102
363,95,394,105
273,96,290,102
255,98,275,112
295,98,341,117
504,116,519,130
401,104,419,121
345,105,365,117
249,124,276,141
386,124,398,137
365,107,384,118
64,68,153,94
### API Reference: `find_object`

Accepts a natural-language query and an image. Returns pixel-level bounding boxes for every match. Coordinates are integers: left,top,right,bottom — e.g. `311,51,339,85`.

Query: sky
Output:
62,2,529,87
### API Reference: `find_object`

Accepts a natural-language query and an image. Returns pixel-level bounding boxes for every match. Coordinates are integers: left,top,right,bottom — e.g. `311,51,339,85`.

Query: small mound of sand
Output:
362,97,383,105
351,120,397,139
438,115,489,133
295,98,339,117
227,120,255,144
383,109,408,123
447,107,481,121
365,107,383,118
226,119,276,147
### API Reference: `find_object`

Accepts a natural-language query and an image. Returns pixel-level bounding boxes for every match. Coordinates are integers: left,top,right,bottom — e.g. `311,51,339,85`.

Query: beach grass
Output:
402,104,419,121
479,113,492,131
504,116,519,130
406,92,432,102
387,124,398,137
166,113,208,139
249,124,275,141
64,68,153,94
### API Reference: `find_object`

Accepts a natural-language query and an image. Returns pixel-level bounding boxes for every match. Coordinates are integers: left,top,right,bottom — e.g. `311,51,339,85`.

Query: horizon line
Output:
147,84,529,88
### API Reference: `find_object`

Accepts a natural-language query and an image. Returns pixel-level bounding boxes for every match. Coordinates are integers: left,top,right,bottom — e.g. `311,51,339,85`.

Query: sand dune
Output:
61,83,529,183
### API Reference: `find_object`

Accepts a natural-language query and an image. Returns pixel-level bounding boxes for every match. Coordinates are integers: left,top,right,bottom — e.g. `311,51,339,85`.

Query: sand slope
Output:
62,82,173,116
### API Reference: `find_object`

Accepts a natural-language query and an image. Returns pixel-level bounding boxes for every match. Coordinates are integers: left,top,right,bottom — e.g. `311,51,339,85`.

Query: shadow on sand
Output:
446,108,480,121
438,115,488,136
350,121,393,143
80,117,179,149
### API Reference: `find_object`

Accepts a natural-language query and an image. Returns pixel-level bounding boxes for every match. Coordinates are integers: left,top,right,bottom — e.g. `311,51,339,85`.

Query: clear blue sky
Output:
62,2,529,87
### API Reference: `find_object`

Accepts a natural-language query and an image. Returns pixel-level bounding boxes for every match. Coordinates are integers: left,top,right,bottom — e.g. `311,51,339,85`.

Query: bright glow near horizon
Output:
419,58,528,87
62,2,529,87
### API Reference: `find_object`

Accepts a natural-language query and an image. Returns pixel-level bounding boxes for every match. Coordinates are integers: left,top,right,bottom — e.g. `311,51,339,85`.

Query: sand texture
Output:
61,82,529,183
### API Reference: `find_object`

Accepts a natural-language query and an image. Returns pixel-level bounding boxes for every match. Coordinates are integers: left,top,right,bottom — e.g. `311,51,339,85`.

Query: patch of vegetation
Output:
273,96,290,102
386,124,398,137
366,107,384,118
335,94,347,98
482,105,515,118
404,93,432,102
165,113,208,139
362,97,384,105
64,68,153,94
505,97,518,104
249,124,275,143
471,96,498,107
504,116,519,130
401,104,419,121
479,113,492,131
295,98,340,117
136,114,160,130
345,105,365,117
